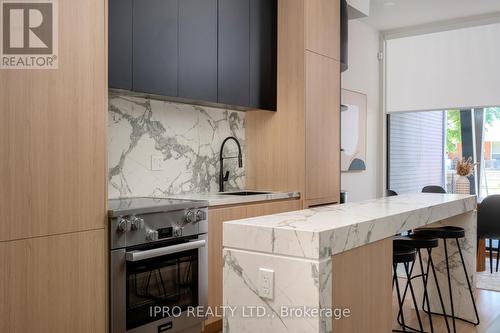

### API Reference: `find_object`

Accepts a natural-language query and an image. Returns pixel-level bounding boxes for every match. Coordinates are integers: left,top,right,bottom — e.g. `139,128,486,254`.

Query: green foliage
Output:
446,108,500,155
446,110,461,154
485,107,500,127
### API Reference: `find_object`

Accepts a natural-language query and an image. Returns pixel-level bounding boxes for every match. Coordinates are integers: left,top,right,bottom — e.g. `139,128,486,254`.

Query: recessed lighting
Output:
384,1,396,6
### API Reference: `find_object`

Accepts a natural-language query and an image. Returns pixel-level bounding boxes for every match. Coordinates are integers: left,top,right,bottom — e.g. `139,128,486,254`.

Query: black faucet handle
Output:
223,171,230,181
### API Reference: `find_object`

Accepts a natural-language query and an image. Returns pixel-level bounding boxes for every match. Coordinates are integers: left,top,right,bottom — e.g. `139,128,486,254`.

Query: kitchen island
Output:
222,193,477,332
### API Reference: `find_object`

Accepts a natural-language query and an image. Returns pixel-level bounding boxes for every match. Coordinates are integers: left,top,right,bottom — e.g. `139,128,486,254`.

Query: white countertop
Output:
166,191,300,207
223,193,476,259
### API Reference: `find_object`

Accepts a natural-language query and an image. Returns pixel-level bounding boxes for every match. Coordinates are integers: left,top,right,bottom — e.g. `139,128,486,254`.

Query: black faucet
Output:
219,136,243,192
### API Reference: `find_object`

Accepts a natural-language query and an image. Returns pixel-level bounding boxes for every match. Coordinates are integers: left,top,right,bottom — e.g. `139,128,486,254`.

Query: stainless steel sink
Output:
220,191,271,196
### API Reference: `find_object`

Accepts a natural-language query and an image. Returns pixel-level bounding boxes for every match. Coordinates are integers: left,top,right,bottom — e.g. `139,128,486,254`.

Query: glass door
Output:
126,248,199,330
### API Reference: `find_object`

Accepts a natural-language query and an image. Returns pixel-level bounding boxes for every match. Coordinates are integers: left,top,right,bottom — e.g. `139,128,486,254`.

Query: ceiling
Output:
361,0,500,31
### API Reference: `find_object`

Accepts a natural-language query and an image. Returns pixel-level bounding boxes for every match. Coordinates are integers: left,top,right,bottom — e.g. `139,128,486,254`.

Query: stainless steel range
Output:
109,197,208,333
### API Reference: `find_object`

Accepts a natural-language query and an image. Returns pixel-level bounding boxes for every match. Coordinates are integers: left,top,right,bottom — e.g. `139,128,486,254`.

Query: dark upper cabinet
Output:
178,0,218,102
133,0,178,97
108,0,277,111
108,0,132,90
250,0,277,110
217,0,250,107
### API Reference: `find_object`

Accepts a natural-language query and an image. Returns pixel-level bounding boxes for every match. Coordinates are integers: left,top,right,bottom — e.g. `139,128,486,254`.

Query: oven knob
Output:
195,210,206,222
185,210,197,224
146,230,158,242
130,216,144,231
117,217,130,233
173,226,183,237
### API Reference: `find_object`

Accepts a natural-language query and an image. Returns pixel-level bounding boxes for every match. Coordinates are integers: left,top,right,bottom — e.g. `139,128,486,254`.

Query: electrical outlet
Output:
258,268,274,299
151,155,164,171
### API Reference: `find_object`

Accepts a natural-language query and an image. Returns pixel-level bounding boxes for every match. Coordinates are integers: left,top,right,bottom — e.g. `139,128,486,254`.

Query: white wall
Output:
341,20,382,202
386,22,500,113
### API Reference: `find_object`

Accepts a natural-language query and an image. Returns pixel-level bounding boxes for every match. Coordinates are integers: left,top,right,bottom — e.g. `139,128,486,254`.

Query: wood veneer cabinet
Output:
204,199,301,332
305,52,341,205
246,0,341,208
0,0,107,332
331,239,393,332
0,230,107,333
0,0,107,242
305,0,341,60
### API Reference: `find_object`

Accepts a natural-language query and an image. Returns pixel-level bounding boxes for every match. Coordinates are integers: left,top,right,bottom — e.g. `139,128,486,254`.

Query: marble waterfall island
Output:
222,194,477,332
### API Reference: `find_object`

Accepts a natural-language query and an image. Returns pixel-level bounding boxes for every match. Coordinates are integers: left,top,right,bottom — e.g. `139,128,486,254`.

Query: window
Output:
388,111,445,194
480,107,500,197
388,108,500,197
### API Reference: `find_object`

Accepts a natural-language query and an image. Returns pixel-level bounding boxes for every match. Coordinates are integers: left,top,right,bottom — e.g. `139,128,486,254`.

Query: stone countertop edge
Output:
165,191,301,207
222,193,477,260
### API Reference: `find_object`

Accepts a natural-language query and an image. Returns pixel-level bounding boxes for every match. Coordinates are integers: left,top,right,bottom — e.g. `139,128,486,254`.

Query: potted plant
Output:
455,157,475,194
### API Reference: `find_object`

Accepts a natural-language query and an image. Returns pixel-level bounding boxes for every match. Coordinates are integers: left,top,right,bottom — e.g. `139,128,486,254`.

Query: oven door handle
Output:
125,239,206,262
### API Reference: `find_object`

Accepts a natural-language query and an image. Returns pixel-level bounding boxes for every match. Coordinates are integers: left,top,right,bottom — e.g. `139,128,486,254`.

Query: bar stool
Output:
394,234,450,333
393,243,425,332
413,226,480,332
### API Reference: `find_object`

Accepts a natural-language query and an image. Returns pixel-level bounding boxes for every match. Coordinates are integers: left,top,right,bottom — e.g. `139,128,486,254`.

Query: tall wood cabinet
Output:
0,0,107,331
246,0,341,208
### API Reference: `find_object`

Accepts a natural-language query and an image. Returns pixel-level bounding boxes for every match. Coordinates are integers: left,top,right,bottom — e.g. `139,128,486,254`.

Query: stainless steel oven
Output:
109,198,208,333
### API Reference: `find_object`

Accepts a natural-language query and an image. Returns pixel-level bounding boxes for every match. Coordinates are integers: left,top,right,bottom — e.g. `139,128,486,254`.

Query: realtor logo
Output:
1,0,58,69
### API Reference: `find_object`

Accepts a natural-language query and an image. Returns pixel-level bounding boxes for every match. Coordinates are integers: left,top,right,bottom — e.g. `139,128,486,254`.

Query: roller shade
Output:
386,23,500,113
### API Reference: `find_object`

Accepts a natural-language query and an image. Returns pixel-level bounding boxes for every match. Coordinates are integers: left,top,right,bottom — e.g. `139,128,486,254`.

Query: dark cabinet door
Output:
217,0,250,107
250,0,277,110
133,0,178,96
109,0,133,90
178,0,218,102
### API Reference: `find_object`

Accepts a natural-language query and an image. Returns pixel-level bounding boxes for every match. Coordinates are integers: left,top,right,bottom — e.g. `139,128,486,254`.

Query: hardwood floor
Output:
393,281,500,332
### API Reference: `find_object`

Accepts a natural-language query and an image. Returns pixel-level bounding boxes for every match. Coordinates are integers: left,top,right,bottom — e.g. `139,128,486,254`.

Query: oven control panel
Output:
109,207,208,250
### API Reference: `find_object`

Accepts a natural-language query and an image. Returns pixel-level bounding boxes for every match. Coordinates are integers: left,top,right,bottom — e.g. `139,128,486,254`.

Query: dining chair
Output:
422,185,447,194
478,195,500,274
386,189,398,197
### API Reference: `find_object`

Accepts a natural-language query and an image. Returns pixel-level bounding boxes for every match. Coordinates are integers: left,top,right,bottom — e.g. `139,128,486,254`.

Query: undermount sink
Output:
220,191,272,196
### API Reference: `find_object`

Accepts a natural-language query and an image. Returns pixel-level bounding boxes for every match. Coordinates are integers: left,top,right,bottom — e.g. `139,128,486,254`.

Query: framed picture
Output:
341,89,367,172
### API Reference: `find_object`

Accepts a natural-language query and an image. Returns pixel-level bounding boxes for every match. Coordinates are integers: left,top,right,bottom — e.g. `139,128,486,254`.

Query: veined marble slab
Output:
108,91,245,198
224,193,476,259
166,191,300,207
223,194,478,332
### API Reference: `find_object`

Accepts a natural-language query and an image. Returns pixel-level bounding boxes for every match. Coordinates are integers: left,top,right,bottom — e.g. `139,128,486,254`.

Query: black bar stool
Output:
413,226,480,332
394,234,450,333
393,243,425,333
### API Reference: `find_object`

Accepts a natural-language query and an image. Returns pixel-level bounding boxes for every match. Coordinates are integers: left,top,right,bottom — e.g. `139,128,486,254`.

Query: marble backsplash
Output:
108,91,245,198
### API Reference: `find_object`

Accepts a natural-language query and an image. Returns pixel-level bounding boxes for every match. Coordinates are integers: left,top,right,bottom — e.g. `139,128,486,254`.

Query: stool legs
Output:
443,240,457,333
393,263,407,332
497,241,500,273
423,248,450,333
394,260,425,333
490,239,494,274
424,238,480,333
417,249,434,333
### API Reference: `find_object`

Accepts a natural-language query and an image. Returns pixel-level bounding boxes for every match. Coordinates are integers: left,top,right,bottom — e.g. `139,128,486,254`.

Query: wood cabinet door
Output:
207,206,247,325
109,0,133,90
0,0,106,241
0,230,106,333
305,0,340,60
178,0,218,102
305,51,340,204
246,199,301,218
133,0,178,96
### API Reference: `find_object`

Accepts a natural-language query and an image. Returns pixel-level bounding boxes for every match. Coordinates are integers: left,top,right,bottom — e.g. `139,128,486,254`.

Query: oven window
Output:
126,249,199,330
